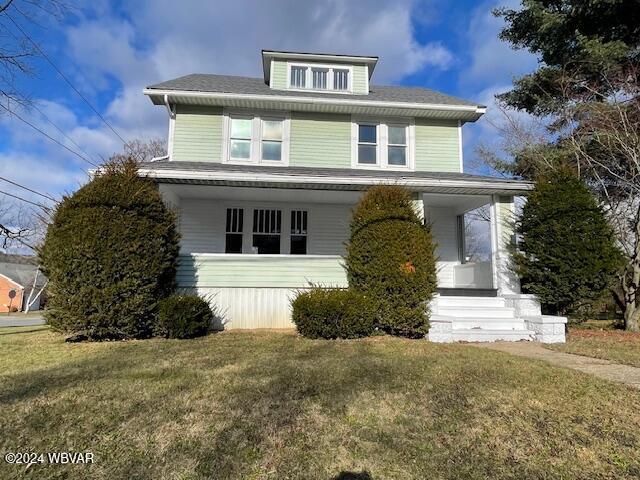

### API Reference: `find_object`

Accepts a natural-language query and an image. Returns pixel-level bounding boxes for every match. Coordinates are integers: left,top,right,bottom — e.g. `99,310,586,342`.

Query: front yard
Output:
547,325,640,368
1,327,640,479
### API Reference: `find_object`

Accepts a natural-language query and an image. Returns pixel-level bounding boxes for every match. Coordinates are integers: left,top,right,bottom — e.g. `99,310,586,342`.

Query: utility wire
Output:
4,12,129,147
0,188,50,210
0,101,99,167
0,176,57,202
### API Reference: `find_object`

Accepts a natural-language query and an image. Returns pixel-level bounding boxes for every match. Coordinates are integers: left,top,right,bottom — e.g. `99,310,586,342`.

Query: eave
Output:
144,88,486,122
137,164,533,195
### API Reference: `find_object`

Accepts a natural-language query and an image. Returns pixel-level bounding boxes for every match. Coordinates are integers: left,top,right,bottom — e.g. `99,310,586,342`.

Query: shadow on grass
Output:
332,470,373,479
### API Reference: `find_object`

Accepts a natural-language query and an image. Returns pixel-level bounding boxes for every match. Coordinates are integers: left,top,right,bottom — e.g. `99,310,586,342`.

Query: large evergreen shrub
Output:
515,172,622,316
39,159,180,339
346,185,437,337
292,288,376,339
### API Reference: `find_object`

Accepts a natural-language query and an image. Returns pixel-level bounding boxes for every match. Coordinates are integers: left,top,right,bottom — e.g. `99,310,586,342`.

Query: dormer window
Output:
287,63,352,93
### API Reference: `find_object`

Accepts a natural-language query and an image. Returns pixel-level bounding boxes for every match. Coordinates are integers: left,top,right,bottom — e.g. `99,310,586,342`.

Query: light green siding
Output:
172,105,223,162
351,64,368,94
289,112,352,168
270,60,368,94
414,119,460,172
271,60,287,89
177,254,347,288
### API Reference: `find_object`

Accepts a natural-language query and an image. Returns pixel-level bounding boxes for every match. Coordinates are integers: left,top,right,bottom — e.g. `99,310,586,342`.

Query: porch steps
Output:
429,295,536,342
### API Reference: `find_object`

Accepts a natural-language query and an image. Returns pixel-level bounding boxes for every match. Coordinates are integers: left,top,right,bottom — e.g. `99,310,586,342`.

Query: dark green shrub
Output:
157,294,213,339
291,288,376,339
346,185,437,338
515,171,623,316
39,159,180,340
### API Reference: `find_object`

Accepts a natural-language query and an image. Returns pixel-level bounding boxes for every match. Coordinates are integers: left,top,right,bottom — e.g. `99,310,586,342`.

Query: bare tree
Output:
111,137,167,164
0,196,47,252
0,0,68,110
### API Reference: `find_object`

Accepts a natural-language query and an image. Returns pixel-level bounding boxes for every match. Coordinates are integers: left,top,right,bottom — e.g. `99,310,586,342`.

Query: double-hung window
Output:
225,208,244,253
290,210,308,254
357,124,378,165
261,119,283,161
355,121,411,169
252,209,281,254
387,125,407,166
226,113,288,164
229,117,252,161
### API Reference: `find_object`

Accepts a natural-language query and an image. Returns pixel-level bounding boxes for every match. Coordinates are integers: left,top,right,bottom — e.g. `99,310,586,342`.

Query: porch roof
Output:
138,161,533,195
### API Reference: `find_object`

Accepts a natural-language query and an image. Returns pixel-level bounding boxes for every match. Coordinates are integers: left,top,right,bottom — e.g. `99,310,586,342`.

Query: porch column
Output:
490,195,520,295
412,192,425,225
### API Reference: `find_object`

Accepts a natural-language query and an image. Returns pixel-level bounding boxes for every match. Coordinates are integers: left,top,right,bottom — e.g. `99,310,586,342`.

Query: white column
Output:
490,194,520,295
412,192,425,225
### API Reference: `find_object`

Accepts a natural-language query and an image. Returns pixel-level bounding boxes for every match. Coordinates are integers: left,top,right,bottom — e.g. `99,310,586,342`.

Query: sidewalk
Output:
474,341,640,390
0,315,46,328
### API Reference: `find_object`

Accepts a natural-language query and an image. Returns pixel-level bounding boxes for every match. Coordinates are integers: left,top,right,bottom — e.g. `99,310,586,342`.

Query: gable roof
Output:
147,73,481,108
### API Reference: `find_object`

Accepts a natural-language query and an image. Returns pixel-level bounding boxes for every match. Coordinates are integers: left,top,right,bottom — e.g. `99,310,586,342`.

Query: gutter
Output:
137,167,533,193
143,88,486,116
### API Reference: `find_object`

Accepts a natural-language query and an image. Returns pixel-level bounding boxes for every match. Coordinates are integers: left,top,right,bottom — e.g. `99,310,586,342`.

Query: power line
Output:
4,12,129,147
0,176,57,202
0,101,99,167
0,188,50,210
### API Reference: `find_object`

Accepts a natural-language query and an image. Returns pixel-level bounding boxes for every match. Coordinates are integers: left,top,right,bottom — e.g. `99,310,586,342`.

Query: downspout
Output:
151,94,174,162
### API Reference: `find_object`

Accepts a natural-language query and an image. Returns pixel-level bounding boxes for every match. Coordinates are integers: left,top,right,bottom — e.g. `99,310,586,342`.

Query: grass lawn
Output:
547,325,640,368
1,328,640,479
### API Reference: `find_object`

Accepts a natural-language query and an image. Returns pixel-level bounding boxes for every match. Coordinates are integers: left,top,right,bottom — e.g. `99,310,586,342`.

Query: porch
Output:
140,161,565,342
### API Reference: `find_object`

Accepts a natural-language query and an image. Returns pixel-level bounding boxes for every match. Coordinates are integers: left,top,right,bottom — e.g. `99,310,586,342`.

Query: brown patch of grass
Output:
548,328,640,368
0,330,639,479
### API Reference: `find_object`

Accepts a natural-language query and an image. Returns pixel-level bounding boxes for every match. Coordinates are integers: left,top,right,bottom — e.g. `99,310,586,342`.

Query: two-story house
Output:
139,50,566,342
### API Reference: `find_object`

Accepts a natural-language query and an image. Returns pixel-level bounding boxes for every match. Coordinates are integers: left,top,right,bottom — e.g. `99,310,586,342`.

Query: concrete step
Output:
437,305,516,318
451,328,535,342
451,317,527,331
436,296,506,308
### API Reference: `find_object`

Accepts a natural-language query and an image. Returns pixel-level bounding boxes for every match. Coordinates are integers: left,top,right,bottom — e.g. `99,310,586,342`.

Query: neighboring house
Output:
139,50,566,342
0,254,47,312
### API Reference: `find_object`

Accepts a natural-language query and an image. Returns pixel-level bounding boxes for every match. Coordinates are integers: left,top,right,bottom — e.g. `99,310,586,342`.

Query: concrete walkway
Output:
0,315,46,328
474,342,640,390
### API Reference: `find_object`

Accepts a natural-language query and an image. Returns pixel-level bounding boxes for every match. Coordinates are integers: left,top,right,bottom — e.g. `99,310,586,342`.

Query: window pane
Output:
312,69,327,89
262,120,282,140
291,66,306,88
252,235,280,254
358,124,377,144
290,235,307,254
262,141,281,161
230,139,251,159
225,233,243,253
358,145,377,164
231,118,252,138
388,126,406,145
334,69,348,90
388,146,406,166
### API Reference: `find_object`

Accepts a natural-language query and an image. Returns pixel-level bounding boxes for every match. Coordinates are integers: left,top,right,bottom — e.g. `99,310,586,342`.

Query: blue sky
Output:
0,0,537,208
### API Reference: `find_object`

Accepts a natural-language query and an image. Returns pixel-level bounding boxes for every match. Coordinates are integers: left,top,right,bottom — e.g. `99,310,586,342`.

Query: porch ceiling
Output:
139,162,533,196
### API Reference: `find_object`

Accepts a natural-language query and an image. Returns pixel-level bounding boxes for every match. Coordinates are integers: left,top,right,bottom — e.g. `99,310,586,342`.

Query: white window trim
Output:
286,62,354,94
351,116,415,171
222,109,291,166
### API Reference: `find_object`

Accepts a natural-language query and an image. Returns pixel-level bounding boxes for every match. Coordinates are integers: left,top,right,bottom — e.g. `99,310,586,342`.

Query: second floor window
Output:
357,124,378,165
354,120,411,169
387,125,407,166
226,113,289,165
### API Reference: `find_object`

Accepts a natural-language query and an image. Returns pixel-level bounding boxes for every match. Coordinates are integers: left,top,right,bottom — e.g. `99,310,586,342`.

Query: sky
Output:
0,0,538,212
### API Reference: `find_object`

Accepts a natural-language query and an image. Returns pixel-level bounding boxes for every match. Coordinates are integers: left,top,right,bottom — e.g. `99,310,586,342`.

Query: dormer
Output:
262,50,378,95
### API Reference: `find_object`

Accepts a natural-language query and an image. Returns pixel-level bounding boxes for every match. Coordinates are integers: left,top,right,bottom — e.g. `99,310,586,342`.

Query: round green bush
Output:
346,185,437,338
291,288,376,339
156,294,213,339
39,159,180,340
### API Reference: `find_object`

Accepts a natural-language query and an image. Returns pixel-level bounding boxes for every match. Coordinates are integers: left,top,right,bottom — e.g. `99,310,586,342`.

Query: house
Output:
0,254,47,312
139,50,566,343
